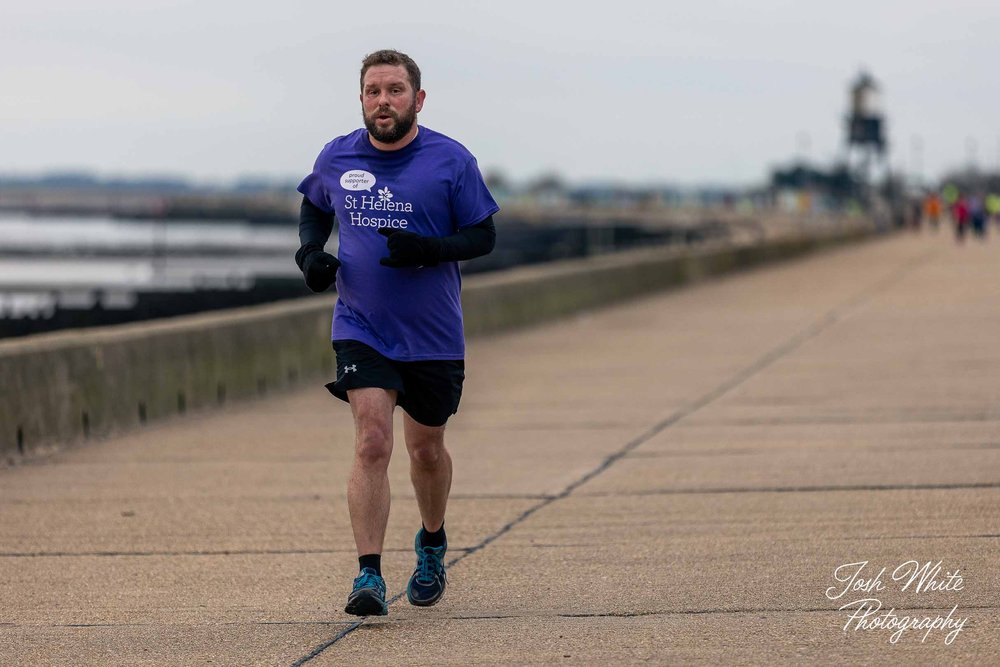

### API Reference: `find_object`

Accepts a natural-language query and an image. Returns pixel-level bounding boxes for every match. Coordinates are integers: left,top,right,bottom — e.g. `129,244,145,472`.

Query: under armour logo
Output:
343,364,357,374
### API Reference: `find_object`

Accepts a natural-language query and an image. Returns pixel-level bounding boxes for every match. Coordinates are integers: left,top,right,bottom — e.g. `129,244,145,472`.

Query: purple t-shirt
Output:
298,126,499,361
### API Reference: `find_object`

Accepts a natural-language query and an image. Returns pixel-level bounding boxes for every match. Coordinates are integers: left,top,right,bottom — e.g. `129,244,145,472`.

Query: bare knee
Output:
409,438,446,469
348,388,396,470
355,422,392,469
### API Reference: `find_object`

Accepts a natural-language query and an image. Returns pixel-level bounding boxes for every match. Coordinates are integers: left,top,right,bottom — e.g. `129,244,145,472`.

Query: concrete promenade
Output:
2,231,998,665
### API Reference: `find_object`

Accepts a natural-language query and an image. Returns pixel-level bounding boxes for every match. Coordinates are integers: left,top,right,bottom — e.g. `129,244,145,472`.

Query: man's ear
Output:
415,89,426,113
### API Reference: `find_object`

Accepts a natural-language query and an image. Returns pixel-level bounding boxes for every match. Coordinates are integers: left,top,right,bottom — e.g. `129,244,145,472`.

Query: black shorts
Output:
326,339,465,427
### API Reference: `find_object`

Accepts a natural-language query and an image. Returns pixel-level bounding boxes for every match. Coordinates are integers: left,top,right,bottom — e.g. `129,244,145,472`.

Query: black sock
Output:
420,523,446,548
358,553,381,575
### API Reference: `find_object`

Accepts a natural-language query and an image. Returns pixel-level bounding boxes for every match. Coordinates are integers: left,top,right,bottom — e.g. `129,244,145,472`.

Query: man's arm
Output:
295,196,341,292
436,216,496,262
297,196,335,248
379,216,496,268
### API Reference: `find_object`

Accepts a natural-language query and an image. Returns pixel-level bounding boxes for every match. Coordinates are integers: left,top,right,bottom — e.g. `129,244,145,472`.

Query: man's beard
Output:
365,101,417,144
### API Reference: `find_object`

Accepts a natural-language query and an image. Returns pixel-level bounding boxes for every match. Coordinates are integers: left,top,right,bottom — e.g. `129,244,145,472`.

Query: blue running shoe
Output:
406,529,447,606
344,567,388,616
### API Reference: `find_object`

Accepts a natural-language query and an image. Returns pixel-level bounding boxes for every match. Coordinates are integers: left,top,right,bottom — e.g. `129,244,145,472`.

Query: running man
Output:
294,49,499,616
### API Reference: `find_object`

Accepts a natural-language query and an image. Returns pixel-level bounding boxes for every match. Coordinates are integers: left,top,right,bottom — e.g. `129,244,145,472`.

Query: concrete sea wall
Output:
0,220,874,459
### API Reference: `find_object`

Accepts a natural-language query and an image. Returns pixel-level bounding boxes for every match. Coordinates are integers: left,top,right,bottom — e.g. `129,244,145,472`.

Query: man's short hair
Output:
360,49,422,92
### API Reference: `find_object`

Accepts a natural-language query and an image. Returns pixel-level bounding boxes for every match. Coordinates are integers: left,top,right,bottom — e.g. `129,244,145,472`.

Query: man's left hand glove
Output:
378,228,442,268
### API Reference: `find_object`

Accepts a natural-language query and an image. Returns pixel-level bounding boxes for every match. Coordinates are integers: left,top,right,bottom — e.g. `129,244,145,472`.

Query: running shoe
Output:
344,567,388,616
406,529,447,606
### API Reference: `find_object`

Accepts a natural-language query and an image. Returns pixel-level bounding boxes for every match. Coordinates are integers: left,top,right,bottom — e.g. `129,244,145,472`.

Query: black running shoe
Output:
344,567,388,616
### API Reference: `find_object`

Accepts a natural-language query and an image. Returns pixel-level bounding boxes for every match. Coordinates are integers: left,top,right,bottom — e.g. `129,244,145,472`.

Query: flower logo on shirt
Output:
378,187,394,202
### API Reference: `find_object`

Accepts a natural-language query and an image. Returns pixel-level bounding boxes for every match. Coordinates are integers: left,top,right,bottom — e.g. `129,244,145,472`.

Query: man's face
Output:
361,64,425,145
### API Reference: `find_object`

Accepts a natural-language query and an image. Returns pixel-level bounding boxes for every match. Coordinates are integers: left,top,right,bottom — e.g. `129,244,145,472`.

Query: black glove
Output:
378,228,442,268
295,242,341,292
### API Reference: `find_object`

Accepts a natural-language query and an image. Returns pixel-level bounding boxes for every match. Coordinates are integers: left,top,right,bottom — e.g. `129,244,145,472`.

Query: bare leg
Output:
346,388,397,556
403,413,451,532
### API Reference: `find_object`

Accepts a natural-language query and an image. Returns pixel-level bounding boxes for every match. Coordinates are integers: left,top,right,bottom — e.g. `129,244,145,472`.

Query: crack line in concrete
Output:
689,414,1000,426
1,493,551,507
0,548,342,559
0,546,479,559
290,622,363,666
624,443,1000,458
251,621,355,627
0,621,358,630
827,533,1000,541
291,246,939,665
12,604,1000,632
449,493,558,500
556,603,1000,618
576,481,1000,497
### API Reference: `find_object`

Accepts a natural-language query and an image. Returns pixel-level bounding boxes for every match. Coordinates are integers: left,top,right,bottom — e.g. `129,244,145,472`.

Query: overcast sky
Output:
3,1,998,186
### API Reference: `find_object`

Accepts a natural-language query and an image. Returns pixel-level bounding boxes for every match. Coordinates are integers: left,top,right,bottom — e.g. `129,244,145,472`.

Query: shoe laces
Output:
355,567,385,594
414,546,445,585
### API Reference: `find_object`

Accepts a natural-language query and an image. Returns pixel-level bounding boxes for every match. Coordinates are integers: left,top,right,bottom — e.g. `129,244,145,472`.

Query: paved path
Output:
2,232,998,665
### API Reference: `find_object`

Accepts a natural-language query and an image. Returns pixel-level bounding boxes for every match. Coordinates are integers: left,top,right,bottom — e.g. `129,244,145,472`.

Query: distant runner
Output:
924,192,942,229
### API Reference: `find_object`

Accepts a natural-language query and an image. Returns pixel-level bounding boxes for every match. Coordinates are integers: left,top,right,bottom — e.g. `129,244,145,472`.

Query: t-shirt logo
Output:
343,180,414,230
340,170,376,192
